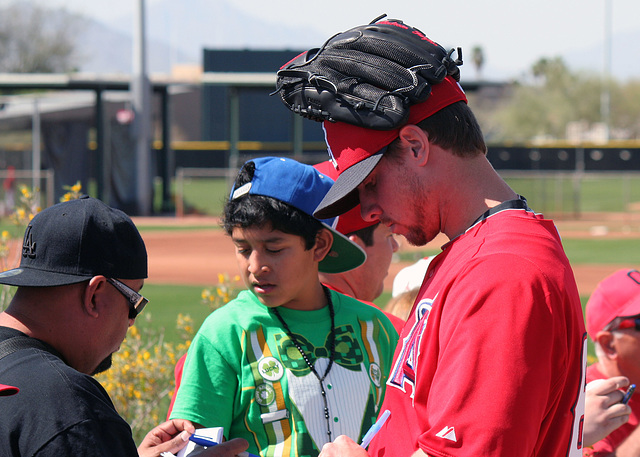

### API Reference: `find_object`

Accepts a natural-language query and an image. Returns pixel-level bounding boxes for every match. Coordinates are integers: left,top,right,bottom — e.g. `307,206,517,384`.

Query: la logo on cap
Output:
22,226,36,259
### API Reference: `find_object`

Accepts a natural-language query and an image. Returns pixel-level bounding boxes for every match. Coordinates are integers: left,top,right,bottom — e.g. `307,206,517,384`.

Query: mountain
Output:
76,0,327,74
73,0,640,81
76,18,194,74
564,28,640,81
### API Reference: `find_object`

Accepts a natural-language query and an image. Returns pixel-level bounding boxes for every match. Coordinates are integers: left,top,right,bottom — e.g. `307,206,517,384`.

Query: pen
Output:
189,435,261,457
189,434,219,447
360,410,391,449
622,384,636,405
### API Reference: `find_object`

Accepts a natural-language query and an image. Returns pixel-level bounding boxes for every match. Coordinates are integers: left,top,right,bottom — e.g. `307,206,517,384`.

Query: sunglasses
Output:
106,278,149,319
603,316,640,332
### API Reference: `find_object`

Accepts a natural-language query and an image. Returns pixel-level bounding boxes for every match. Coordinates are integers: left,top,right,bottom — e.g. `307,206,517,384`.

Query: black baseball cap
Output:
0,196,147,287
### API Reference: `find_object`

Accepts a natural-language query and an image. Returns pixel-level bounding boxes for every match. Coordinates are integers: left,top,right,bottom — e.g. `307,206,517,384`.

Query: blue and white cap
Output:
230,157,366,273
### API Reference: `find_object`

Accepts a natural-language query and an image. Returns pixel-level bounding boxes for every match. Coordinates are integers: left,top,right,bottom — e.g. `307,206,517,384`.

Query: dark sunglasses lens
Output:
129,298,148,319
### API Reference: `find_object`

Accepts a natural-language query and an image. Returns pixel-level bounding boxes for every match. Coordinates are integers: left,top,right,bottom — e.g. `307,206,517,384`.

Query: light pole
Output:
601,0,612,140
132,0,152,215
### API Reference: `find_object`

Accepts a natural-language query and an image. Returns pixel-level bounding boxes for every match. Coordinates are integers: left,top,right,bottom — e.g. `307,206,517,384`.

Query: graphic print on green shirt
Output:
171,290,398,457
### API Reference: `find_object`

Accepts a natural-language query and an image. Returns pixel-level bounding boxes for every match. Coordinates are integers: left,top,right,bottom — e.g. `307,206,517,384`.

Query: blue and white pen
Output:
360,410,391,449
189,434,219,447
189,435,261,457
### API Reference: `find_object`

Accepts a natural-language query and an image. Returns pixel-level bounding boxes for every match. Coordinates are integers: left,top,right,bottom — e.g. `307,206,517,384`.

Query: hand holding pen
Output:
583,377,633,448
318,410,390,457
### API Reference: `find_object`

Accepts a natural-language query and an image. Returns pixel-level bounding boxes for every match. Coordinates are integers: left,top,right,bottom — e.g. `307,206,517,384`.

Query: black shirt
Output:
0,327,139,456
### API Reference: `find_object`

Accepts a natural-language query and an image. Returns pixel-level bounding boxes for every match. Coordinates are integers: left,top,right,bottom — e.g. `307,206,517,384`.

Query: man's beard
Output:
91,354,113,375
404,227,430,247
403,193,435,247
400,171,436,247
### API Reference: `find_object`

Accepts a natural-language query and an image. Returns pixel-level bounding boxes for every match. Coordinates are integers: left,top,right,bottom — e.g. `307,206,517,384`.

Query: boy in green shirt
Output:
170,157,399,457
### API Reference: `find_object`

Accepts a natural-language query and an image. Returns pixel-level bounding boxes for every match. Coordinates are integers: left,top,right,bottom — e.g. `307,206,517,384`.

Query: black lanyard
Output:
469,195,531,228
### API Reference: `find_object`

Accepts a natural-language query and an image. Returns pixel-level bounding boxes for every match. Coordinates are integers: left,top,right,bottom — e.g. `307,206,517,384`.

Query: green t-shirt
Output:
171,289,399,457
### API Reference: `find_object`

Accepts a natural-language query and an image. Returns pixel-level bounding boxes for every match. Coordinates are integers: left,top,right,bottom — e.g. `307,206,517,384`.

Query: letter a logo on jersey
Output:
436,426,457,442
388,298,434,396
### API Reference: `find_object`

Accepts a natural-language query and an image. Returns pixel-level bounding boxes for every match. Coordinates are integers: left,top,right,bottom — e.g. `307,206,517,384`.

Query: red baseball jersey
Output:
368,206,587,456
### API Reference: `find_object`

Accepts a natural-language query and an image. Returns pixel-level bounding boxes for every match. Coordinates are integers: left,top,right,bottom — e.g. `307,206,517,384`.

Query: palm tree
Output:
471,46,484,80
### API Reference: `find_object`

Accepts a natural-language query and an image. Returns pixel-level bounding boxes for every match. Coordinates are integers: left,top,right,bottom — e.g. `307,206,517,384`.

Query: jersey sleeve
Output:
169,325,236,432
416,253,573,455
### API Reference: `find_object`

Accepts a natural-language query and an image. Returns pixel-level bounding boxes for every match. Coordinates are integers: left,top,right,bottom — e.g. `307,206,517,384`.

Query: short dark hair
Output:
388,101,486,159
222,161,324,249
418,101,486,156
345,223,380,247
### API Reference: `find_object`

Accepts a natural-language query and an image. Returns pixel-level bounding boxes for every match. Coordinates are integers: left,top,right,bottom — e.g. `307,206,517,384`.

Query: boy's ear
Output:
313,229,334,263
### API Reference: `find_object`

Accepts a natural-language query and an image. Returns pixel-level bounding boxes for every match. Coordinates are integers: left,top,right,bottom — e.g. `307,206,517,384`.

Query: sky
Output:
35,0,640,81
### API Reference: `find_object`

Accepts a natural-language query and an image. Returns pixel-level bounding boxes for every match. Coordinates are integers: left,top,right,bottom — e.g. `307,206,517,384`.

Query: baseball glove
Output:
273,15,463,130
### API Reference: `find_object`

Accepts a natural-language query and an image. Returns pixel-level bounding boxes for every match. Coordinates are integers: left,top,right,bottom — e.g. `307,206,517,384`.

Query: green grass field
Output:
135,283,217,342
177,177,230,216
397,238,640,266
504,174,640,213
172,174,640,218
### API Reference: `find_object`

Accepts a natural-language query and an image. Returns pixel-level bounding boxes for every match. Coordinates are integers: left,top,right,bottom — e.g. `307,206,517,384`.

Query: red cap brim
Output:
313,161,378,233
0,383,19,396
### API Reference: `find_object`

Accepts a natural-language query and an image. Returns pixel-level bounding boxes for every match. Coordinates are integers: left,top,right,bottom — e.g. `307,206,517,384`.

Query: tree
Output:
0,2,82,73
487,57,639,142
471,46,484,80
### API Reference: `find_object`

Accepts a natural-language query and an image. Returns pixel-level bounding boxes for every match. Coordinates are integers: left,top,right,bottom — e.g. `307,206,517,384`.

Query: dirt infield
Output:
136,215,640,297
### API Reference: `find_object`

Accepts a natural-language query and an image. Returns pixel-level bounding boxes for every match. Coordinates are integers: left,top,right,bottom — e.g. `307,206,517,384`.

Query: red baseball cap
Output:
0,383,18,396
313,161,378,235
586,269,640,340
314,76,467,219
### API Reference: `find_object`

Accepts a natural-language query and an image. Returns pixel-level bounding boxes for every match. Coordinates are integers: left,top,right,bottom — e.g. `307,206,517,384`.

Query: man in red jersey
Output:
281,19,586,457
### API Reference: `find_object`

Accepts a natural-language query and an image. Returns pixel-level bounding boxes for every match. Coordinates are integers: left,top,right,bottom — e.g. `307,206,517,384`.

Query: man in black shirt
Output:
0,196,247,457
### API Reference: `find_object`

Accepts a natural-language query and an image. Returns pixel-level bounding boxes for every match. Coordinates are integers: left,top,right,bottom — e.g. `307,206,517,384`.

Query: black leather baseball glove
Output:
273,15,463,130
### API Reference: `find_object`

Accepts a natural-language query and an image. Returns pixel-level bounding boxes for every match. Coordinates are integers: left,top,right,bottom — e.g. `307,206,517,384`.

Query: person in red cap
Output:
314,161,404,335
307,21,586,457
583,268,640,456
